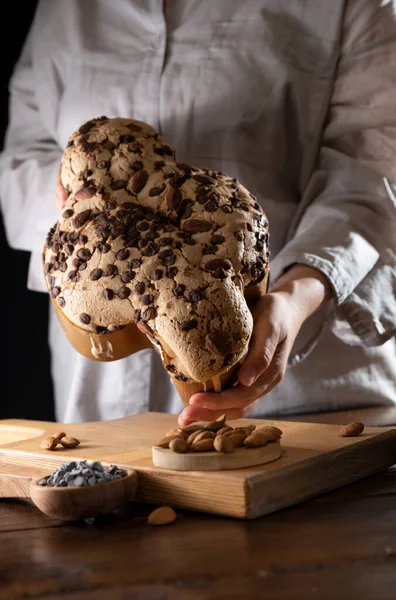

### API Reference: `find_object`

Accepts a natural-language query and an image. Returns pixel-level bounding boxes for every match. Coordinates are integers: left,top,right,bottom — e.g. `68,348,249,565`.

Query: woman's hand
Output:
178,265,333,426
55,168,67,210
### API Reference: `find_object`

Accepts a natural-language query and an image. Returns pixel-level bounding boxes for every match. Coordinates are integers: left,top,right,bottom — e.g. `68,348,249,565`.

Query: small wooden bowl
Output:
29,468,138,521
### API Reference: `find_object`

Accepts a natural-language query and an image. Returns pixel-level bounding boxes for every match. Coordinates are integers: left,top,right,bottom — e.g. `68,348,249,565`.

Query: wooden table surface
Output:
2,407,396,600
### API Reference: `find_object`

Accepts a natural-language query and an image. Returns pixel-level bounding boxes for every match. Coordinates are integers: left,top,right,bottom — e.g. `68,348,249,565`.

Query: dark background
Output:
1,2,55,421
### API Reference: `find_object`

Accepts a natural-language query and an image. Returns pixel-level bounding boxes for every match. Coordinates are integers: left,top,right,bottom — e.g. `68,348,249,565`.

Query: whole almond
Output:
226,431,246,448
182,218,212,233
166,187,182,210
156,434,183,448
339,422,365,437
169,438,189,453
214,435,234,453
256,426,282,441
180,423,203,434
148,506,177,526
217,426,234,436
166,428,187,439
60,436,80,449
244,431,270,448
52,431,66,443
192,431,216,444
131,169,148,193
40,436,58,451
186,429,206,445
203,415,227,432
191,438,215,452
166,428,180,437
234,425,256,436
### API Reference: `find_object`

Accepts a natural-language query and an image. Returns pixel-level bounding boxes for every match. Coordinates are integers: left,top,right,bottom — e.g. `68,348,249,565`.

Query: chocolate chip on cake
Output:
77,248,92,261
211,235,225,245
135,282,146,295
173,283,186,297
142,294,154,305
167,266,178,278
79,313,91,325
142,307,157,321
121,270,135,283
103,288,114,300
115,249,130,261
50,286,61,298
150,269,163,281
90,268,103,280
117,286,131,299
103,264,118,277
179,319,198,331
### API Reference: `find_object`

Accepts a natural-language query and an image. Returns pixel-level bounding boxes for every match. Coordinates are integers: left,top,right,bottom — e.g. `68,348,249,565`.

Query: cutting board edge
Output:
245,428,396,519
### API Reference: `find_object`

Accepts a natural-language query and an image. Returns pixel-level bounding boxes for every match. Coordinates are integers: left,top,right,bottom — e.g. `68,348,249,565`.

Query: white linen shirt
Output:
1,0,395,422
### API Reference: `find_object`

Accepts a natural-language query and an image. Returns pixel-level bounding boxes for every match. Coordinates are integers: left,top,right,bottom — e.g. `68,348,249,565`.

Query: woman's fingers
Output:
178,400,259,427
178,339,290,425
238,298,284,388
55,168,67,210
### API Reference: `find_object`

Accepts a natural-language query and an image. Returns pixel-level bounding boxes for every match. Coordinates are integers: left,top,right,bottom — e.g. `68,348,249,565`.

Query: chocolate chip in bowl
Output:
42,117,270,404
29,460,137,521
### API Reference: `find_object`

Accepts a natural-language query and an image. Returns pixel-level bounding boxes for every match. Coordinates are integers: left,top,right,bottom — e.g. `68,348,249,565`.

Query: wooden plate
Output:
152,441,281,471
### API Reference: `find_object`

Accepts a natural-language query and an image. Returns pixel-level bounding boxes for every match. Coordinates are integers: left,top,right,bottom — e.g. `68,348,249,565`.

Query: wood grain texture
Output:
152,441,281,470
1,413,396,519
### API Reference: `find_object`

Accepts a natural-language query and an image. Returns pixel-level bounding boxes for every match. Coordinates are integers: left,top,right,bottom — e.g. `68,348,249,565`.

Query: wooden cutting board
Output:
1,413,395,519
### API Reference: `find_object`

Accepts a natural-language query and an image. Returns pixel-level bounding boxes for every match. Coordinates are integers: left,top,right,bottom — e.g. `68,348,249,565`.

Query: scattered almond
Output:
169,438,189,453
339,422,364,437
148,506,177,526
214,435,234,453
52,431,66,443
60,436,81,449
40,436,58,451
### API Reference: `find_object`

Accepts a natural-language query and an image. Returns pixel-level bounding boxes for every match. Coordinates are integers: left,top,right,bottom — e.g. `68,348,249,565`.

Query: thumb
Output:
238,321,280,387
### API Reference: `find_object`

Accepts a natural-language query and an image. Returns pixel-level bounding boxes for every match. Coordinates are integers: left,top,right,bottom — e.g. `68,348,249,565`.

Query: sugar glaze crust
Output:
43,117,269,382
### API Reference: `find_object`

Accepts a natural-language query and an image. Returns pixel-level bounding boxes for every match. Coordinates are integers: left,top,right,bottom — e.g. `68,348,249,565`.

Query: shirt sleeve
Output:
270,0,396,349
0,26,62,292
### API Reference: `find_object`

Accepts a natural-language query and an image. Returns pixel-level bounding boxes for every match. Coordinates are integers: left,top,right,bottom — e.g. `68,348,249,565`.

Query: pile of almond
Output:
155,416,282,454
